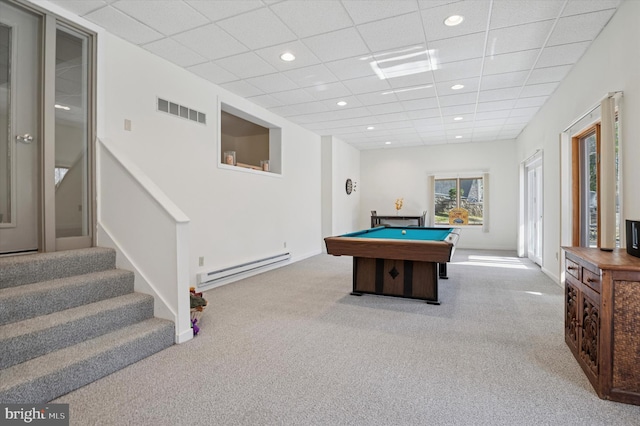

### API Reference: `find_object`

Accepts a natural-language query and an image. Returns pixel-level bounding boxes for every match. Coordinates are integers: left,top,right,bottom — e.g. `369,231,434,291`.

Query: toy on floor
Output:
190,287,207,335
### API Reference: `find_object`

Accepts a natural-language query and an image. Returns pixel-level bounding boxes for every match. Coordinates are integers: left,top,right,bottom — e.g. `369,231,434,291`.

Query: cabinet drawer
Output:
582,268,601,293
566,258,581,280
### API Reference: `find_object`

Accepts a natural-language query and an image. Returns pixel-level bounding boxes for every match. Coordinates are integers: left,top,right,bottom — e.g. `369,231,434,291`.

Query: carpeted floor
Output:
53,250,640,425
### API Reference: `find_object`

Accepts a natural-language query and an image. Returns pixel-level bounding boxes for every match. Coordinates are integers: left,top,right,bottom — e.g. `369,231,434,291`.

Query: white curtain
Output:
600,96,616,249
426,175,435,227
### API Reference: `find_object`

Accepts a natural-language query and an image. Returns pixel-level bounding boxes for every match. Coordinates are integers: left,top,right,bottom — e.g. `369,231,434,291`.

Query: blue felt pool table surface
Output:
342,227,455,241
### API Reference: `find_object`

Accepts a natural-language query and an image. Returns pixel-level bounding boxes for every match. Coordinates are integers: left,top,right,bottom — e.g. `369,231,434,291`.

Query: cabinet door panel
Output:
580,291,600,378
565,280,579,353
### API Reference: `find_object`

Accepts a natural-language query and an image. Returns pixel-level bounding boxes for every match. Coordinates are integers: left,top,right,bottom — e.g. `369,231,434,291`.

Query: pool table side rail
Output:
324,237,454,263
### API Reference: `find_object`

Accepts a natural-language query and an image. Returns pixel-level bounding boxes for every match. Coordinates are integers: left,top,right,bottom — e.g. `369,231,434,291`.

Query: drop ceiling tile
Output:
172,24,248,60
520,82,559,97
305,82,352,101
413,117,445,129
302,28,370,62
278,101,331,115
47,0,108,16
429,32,486,64
356,91,397,106
474,110,511,120
527,65,572,85
438,92,478,107
400,98,441,112
268,105,304,117
325,56,377,82
509,107,540,117
367,102,406,115
386,71,435,90
476,99,516,112
219,80,264,98
514,96,547,108
270,1,352,38
505,115,530,125
562,0,622,17
322,96,364,110
113,1,209,36
472,118,506,128
283,65,339,88
357,13,426,53
246,94,285,109
490,0,564,29
547,10,616,46
375,112,410,124
185,0,264,22
394,86,437,101
187,62,239,84
433,58,483,82
482,50,539,75
343,0,419,25
478,87,520,102
84,6,164,44
480,71,528,90
421,0,491,42
255,41,322,71
535,41,590,68
270,89,318,105
406,108,441,119
486,20,554,56
440,104,476,116
217,7,297,50
435,77,479,96
441,113,472,124
143,38,207,67
245,73,298,93
342,75,391,95
288,110,338,124
216,52,278,79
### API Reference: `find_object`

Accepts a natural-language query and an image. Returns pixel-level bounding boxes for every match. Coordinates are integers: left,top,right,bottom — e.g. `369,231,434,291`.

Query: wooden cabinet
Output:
563,247,640,406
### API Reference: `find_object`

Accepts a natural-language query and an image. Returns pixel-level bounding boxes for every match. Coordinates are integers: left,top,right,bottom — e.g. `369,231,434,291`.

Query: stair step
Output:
0,269,134,326
0,293,155,369
0,318,174,404
0,247,116,289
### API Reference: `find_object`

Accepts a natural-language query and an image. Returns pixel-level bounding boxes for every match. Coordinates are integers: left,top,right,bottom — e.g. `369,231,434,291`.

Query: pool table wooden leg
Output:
439,262,449,279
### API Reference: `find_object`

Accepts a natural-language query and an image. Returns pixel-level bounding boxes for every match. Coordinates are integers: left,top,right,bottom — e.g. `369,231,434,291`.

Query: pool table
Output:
324,227,460,304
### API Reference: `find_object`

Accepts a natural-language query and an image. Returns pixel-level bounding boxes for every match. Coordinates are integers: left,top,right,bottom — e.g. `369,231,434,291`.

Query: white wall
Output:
321,136,361,242
360,140,518,250
97,34,322,286
516,0,640,282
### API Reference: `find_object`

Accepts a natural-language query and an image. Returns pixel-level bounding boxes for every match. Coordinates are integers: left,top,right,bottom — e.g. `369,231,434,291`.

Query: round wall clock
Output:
345,178,353,195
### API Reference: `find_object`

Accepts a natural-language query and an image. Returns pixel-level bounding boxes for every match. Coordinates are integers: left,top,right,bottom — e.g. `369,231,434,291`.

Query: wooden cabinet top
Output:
563,247,640,272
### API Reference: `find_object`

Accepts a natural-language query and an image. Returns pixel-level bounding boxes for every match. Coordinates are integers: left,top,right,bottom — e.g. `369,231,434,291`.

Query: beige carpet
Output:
53,249,640,425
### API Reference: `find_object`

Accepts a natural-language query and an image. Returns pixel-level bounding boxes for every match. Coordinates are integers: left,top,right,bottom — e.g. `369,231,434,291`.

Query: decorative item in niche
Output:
261,160,270,172
223,151,236,166
395,197,404,214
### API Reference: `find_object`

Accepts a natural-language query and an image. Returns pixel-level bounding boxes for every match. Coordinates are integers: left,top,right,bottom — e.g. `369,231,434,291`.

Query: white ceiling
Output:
47,0,622,150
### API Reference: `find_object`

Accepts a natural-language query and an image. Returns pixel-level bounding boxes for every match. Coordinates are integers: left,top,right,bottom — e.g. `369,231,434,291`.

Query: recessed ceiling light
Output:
454,116,463,121
385,141,391,145
444,15,464,26
367,126,375,130
455,135,463,139
451,84,464,90
280,52,295,62
337,101,347,106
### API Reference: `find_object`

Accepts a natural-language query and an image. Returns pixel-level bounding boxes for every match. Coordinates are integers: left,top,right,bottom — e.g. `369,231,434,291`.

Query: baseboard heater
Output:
197,252,291,285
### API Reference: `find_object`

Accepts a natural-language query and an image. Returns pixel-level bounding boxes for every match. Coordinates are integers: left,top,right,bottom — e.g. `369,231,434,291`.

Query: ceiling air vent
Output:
157,97,206,124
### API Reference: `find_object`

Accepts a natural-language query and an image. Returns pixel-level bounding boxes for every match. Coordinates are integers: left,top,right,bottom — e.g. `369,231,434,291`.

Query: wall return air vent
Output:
157,97,206,124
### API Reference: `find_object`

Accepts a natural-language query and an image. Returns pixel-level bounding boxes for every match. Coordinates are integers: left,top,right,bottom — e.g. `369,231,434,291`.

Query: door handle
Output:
16,134,34,144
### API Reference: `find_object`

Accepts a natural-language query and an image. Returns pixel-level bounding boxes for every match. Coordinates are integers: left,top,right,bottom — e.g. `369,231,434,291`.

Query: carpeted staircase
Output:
0,247,175,403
